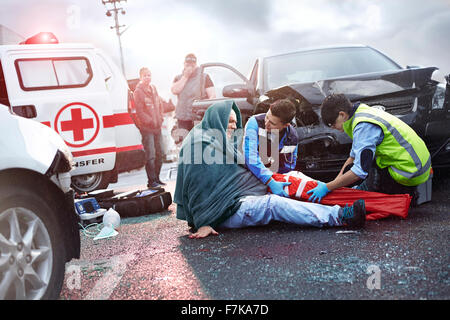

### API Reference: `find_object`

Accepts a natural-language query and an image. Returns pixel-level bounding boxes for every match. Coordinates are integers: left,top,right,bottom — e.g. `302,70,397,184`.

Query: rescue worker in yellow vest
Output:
306,93,431,205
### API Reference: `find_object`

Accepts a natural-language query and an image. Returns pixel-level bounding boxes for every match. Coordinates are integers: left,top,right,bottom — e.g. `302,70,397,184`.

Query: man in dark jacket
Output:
133,67,165,188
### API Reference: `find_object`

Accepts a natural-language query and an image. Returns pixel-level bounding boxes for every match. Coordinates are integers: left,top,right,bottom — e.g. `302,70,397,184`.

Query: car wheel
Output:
71,171,110,193
0,184,67,300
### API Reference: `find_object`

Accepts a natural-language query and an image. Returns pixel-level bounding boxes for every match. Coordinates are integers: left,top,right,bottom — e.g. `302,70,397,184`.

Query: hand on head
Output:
183,65,195,78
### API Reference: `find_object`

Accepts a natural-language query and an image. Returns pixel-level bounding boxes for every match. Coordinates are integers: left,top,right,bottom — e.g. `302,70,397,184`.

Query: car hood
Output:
0,106,70,174
265,66,438,105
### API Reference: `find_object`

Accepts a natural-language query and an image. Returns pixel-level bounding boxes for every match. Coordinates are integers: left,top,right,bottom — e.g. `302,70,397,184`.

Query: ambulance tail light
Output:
20,32,59,45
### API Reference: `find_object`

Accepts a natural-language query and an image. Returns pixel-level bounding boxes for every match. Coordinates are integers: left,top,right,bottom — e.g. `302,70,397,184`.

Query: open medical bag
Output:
96,188,172,217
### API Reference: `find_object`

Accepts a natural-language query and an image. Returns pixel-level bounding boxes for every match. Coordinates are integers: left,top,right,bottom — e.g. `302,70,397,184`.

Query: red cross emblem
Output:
54,102,100,148
60,108,94,141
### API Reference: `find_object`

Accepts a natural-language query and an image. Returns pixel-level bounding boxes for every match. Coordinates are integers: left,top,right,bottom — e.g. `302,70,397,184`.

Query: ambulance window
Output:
54,59,91,86
16,60,58,88
15,57,92,91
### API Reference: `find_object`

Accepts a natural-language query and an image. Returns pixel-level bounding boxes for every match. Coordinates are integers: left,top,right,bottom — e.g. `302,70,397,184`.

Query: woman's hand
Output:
189,226,219,239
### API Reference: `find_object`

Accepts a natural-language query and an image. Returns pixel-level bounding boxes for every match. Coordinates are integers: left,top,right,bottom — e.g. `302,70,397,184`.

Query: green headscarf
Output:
174,100,267,230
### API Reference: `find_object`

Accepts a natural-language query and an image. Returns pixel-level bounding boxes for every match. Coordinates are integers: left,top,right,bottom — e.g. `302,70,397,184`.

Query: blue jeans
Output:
140,130,163,183
219,194,342,229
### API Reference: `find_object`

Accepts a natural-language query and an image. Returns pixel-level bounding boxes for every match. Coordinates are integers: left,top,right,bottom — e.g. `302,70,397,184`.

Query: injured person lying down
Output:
174,101,411,239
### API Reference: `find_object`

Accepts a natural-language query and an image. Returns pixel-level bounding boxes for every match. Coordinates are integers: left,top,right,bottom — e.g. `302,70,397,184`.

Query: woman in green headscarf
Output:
174,100,366,238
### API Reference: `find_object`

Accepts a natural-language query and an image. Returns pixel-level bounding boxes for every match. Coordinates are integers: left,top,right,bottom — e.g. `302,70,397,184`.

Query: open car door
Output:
191,62,256,125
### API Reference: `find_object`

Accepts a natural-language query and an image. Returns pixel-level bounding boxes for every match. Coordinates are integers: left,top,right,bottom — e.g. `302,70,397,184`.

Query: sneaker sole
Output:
353,199,366,228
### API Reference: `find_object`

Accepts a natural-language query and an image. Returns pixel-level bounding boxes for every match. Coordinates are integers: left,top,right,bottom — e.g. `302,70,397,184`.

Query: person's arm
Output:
171,74,189,95
171,66,195,95
328,122,382,191
243,117,275,184
336,156,355,179
331,122,383,190
290,145,298,171
326,169,361,191
307,123,382,202
189,225,219,239
307,166,360,203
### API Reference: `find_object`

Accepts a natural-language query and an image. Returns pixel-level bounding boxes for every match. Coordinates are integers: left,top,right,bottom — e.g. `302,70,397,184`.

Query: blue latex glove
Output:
307,181,330,203
267,179,291,197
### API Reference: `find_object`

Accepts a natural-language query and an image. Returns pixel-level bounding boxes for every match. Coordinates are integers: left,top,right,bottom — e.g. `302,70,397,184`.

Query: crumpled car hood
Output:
265,66,438,105
258,66,446,176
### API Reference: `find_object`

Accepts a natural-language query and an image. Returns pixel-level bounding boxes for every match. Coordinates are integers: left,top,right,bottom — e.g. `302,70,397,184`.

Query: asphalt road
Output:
60,165,450,301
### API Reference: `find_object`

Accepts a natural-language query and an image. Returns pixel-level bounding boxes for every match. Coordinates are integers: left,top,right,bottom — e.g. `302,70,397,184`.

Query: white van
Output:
0,104,80,299
0,33,145,192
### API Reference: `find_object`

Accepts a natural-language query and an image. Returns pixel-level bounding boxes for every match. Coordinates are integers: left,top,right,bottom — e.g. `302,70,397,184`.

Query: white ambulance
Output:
0,33,145,192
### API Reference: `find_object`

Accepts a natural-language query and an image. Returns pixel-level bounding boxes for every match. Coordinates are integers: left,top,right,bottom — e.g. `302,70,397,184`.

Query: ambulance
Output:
0,32,145,192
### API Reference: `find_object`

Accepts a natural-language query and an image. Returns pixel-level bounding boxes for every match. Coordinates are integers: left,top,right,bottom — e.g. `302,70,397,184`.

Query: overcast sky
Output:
1,0,450,98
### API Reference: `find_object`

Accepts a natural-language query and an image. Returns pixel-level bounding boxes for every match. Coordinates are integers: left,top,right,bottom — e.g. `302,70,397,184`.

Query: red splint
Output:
272,172,412,220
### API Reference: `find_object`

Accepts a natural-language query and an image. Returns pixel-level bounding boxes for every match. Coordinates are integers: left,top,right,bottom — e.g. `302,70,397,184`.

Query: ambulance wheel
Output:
71,171,110,193
0,184,67,300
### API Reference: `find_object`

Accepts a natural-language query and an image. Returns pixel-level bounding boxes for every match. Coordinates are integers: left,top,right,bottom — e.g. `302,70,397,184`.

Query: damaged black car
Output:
191,45,450,179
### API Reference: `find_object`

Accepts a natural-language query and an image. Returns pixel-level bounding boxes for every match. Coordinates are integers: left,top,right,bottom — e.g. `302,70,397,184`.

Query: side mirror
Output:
223,83,249,98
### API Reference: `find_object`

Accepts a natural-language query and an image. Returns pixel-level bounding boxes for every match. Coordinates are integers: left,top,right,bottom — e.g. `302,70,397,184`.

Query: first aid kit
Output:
75,197,107,226
78,187,173,218
97,188,172,218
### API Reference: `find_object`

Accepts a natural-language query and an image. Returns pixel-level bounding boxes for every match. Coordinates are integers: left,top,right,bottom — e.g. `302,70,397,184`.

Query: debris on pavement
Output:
335,230,361,235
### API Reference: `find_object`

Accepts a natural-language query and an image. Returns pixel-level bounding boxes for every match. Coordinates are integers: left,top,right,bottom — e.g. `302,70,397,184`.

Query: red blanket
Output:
272,172,411,220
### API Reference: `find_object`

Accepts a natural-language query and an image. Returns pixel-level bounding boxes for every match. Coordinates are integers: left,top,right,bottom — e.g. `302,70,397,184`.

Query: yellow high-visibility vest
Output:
343,104,431,186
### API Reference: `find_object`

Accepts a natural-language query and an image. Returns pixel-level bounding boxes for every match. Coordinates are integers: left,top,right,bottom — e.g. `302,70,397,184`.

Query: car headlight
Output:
60,146,74,169
432,83,446,110
45,149,73,177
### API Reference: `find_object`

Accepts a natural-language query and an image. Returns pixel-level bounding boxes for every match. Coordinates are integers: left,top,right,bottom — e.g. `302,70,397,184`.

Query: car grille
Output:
363,96,415,115
297,158,346,171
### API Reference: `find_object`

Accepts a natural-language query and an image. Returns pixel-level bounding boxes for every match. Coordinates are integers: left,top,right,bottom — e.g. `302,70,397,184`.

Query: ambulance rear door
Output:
93,49,144,174
2,46,116,177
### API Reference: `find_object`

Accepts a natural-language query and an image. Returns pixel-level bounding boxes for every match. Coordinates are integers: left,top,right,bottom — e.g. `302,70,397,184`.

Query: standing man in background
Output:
133,67,166,189
171,53,216,143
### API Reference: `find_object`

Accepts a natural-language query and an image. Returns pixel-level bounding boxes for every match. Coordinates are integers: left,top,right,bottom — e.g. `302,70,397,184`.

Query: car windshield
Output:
264,47,402,90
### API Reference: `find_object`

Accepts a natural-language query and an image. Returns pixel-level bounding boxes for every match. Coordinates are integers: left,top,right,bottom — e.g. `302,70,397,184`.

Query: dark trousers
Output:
366,166,416,196
344,162,416,196
141,130,163,184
